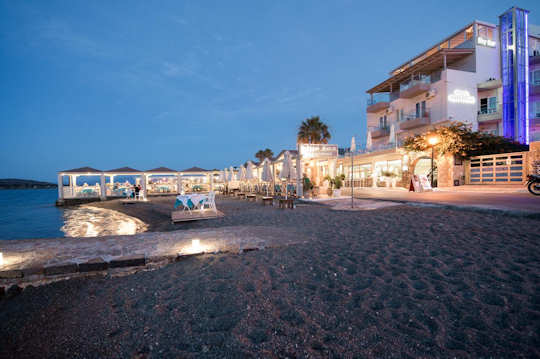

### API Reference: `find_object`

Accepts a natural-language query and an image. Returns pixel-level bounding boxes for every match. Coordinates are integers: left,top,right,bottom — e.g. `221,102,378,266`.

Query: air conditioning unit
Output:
425,89,437,99
386,106,394,114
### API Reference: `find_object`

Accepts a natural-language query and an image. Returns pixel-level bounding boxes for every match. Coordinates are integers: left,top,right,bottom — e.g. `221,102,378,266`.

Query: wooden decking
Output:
171,209,225,223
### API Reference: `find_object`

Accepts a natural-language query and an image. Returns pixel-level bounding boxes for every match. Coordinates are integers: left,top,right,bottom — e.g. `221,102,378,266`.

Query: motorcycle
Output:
527,174,540,195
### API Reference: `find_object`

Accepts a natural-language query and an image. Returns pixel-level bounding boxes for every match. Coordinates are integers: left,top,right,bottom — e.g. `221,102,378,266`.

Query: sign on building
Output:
298,144,338,159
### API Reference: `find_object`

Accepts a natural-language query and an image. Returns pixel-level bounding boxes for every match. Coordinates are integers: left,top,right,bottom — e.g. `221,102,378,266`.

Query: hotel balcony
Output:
477,79,502,91
369,126,390,138
477,106,502,123
399,110,431,130
399,79,430,99
367,93,390,113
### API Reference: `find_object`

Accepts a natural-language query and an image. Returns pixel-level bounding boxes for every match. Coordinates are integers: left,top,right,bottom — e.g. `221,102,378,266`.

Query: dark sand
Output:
1,197,539,358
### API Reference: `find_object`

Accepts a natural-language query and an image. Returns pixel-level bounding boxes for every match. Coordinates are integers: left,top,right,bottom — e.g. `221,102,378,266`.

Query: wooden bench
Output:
261,197,273,206
278,198,294,209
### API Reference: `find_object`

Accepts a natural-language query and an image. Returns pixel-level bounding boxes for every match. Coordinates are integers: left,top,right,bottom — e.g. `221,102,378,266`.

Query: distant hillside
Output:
0,178,57,189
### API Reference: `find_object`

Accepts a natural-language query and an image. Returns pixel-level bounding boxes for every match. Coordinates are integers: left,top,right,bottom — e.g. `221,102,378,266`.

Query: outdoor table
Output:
175,193,209,210
262,196,273,206
278,198,294,209
246,194,256,202
237,193,246,199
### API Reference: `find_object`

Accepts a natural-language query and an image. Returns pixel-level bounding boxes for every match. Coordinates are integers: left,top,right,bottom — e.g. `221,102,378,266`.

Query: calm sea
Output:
0,189,64,240
0,189,147,240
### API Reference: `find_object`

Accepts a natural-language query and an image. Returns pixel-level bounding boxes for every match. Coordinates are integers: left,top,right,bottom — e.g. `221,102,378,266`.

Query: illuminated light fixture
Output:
448,89,476,104
191,239,201,251
0,252,3,266
477,37,496,47
428,136,440,146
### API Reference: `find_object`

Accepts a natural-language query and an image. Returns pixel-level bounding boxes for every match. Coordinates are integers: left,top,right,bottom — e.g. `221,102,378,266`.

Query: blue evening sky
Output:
1,0,539,181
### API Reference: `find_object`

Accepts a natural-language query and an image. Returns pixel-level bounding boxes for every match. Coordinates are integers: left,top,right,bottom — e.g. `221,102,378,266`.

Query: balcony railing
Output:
367,93,390,113
477,106,502,122
399,78,431,99
399,108,431,130
477,79,502,91
369,126,390,138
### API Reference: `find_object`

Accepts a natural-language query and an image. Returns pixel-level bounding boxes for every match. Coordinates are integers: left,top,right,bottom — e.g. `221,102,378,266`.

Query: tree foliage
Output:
255,148,274,162
297,116,331,144
402,123,528,158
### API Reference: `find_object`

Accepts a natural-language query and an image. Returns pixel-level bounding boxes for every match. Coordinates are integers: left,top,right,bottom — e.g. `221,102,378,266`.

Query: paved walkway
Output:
349,187,540,214
0,226,307,273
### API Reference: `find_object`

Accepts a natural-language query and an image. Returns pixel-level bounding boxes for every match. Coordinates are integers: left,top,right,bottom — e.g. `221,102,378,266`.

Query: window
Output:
488,97,497,111
477,24,494,41
379,115,387,129
480,98,488,113
479,97,498,114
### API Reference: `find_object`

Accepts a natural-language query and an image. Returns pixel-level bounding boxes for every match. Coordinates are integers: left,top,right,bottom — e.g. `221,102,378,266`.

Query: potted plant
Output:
381,170,398,188
324,175,334,196
333,174,345,197
324,174,345,197
303,176,313,198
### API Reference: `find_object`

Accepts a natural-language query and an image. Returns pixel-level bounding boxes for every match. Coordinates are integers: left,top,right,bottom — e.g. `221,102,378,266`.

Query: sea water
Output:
0,189,64,240
0,189,147,240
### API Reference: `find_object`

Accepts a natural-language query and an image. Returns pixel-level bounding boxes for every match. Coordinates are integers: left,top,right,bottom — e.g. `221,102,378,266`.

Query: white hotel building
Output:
336,6,540,188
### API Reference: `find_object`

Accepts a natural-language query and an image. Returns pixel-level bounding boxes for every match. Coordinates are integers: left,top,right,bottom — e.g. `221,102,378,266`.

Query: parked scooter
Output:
527,174,540,195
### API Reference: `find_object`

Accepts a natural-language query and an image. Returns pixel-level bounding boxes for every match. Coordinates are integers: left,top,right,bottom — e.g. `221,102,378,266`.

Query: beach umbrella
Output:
281,151,291,180
351,136,356,153
223,168,229,182
261,158,273,196
261,159,272,182
245,161,254,192
238,165,246,191
238,165,246,181
366,130,373,151
246,161,254,180
388,123,396,145
229,166,235,181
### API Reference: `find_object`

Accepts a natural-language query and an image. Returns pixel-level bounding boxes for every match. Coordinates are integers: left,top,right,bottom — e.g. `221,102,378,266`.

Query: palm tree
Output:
255,148,274,162
297,116,331,144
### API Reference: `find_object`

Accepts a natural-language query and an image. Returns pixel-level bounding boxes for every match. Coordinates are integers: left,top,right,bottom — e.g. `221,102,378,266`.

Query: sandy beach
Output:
1,197,539,358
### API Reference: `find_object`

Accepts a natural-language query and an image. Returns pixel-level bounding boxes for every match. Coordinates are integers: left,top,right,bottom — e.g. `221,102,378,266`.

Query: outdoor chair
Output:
203,191,217,213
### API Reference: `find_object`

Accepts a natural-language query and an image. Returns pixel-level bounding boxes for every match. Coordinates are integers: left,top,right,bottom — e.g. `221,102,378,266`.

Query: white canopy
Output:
280,151,296,180
261,158,273,182
238,165,246,181
246,161,254,180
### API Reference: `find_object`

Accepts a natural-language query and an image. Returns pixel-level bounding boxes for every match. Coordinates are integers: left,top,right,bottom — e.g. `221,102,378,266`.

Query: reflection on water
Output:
61,207,148,237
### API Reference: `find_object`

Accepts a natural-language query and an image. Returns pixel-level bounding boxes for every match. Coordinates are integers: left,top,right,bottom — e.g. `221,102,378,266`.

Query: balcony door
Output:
416,101,426,118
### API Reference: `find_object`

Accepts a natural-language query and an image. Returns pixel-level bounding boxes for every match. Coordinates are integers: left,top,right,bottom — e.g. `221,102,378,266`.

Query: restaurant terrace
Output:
56,166,219,205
